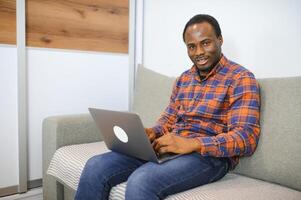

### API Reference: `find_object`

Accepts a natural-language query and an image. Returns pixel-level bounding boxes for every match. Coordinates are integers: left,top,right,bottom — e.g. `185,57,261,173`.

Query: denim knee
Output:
125,169,159,200
80,155,105,183
75,155,110,200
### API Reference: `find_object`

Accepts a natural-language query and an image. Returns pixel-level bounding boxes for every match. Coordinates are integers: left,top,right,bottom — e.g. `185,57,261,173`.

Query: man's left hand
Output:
152,133,201,155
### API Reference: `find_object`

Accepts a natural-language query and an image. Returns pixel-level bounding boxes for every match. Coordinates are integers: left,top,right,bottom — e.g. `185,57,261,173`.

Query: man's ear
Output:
218,36,223,45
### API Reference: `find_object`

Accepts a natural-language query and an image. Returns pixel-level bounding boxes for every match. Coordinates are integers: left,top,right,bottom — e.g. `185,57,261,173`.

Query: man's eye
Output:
203,41,210,46
188,46,195,50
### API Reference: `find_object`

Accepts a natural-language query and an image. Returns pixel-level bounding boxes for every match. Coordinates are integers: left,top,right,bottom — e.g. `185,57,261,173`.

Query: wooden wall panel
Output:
26,0,129,53
0,0,16,45
0,0,128,53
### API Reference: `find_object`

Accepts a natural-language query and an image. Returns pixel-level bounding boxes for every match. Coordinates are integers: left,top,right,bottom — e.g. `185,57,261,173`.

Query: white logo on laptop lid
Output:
113,126,129,143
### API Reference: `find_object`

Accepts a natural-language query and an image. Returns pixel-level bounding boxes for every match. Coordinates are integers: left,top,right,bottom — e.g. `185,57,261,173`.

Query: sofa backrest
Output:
234,77,301,191
133,66,175,127
133,66,301,191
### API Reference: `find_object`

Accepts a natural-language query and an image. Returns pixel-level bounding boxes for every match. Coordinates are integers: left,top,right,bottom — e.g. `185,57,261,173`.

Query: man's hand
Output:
152,133,201,155
145,128,157,142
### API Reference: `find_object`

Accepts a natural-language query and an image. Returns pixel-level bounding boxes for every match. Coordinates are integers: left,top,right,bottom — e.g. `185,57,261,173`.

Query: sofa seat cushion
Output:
47,142,301,200
111,174,301,200
47,141,110,190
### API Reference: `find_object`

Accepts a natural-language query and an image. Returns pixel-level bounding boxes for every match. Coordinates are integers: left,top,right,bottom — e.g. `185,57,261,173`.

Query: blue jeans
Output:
75,151,229,200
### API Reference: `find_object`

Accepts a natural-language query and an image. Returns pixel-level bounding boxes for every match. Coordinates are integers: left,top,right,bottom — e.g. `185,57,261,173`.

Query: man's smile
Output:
195,56,209,66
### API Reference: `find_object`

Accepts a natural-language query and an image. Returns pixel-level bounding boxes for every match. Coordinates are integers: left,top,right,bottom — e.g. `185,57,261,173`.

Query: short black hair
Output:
183,14,222,42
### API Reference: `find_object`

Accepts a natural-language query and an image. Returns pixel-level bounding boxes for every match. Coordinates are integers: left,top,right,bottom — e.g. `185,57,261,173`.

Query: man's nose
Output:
195,45,205,55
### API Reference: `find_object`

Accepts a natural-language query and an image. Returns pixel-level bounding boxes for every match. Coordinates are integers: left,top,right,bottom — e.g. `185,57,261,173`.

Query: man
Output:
75,14,260,200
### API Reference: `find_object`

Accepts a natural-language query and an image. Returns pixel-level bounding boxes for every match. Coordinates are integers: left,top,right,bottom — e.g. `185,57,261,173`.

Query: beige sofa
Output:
42,66,301,200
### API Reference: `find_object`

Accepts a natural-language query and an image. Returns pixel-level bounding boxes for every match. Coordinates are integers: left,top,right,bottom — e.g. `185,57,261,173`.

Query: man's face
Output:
184,22,223,72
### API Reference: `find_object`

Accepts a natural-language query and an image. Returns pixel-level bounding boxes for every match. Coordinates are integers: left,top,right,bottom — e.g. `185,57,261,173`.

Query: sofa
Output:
42,66,301,200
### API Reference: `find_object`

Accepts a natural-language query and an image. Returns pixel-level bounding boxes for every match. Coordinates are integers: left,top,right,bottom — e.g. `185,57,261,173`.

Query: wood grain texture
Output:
0,0,16,45
26,0,129,53
0,0,128,53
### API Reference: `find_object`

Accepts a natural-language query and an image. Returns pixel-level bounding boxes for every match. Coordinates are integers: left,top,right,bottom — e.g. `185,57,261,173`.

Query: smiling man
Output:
75,14,261,200
186,21,223,74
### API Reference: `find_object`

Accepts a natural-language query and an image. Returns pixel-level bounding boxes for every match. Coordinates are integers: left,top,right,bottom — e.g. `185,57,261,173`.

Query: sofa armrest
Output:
42,113,102,200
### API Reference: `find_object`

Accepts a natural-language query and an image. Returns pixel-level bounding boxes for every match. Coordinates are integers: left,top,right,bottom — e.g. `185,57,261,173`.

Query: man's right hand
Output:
145,128,157,142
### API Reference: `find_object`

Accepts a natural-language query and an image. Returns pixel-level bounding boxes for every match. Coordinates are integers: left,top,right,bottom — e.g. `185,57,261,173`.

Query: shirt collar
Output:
191,54,227,82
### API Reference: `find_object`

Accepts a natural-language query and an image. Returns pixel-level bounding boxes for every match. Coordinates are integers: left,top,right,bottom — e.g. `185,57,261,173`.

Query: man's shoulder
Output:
223,58,256,80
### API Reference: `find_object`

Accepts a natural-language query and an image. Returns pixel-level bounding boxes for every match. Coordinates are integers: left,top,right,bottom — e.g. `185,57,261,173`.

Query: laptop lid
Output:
88,108,160,163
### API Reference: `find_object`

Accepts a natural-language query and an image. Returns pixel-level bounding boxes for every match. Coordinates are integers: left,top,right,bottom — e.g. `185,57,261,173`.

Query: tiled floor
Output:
0,188,42,200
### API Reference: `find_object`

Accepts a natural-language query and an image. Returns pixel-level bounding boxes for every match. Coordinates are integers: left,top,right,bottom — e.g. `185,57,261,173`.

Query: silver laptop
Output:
88,108,179,163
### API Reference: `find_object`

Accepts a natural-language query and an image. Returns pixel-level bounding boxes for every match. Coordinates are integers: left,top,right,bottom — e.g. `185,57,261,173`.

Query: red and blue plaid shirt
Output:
151,55,260,169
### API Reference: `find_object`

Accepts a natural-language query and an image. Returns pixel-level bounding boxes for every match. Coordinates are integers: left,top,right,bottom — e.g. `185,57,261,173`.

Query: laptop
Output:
88,108,180,163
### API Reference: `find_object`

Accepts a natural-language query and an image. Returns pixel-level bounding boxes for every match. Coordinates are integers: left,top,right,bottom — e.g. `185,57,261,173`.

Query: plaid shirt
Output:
151,55,260,169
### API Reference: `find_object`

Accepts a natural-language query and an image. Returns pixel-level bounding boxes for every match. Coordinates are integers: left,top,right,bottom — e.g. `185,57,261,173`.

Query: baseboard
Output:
0,185,18,198
0,179,42,197
28,179,42,190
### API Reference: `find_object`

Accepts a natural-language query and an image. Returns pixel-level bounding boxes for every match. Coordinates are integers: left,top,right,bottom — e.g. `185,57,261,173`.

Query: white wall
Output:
0,45,19,187
27,48,129,180
0,45,129,185
143,0,301,78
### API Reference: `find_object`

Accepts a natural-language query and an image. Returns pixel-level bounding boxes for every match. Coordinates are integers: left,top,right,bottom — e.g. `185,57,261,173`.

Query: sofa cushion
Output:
234,77,301,191
47,142,300,200
132,65,175,127
112,174,301,200
47,142,110,190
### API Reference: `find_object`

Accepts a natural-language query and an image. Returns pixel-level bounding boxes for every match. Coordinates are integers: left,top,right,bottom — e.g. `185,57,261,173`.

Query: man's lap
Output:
92,151,228,189
77,151,229,199
125,152,229,198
